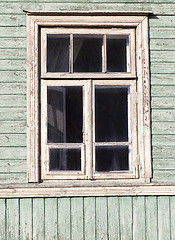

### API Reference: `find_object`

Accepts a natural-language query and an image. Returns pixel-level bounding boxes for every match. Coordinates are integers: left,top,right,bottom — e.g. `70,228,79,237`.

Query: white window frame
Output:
27,13,151,185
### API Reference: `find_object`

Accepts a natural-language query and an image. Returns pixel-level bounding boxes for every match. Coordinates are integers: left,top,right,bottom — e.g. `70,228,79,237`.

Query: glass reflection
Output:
50,148,81,171
47,86,83,143
96,146,129,171
95,86,128,142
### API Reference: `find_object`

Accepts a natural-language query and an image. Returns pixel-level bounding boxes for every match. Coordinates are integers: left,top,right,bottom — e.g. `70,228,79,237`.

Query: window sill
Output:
0,183,175,197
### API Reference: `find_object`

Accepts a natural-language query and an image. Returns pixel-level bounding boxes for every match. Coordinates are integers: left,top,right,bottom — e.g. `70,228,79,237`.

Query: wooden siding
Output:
0,1,174,183
0,196,174,239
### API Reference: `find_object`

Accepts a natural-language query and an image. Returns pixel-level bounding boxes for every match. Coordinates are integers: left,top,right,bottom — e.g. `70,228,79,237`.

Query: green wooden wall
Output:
0,0,175,183
0,196,175,240
0,0,175,239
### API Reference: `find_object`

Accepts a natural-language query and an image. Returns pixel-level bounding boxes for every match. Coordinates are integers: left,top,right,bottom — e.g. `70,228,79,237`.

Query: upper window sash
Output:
41,27,136,78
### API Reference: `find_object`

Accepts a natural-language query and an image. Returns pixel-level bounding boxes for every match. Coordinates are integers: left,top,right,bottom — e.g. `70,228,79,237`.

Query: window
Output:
27,14,151,184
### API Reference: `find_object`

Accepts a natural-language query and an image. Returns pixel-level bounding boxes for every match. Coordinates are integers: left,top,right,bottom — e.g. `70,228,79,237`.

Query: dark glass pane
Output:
95,87,128,142
47,35,69,72
47,86,83,143
96,146,129,171
50,148,81,171
74,35,102,72
107,37,127,72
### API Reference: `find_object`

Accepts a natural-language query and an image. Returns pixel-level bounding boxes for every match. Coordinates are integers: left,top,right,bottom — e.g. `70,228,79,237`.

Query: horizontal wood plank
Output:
0,83,26,94
151,97,175,109
151,74,175,86
153,160,175,170
152,135,175,146
0,71,26,82
0,108,26,121
0,48,26,59
0,3,174,15
0,134,26,146
152,122,175,135
0,95,26,107
151,86,175,97
0,147,26,159
151,109,175,122
0,38,26,48
0,173,27,183
0,121,26,133
152,146,175,159
150,28,175,39
0,160,26,173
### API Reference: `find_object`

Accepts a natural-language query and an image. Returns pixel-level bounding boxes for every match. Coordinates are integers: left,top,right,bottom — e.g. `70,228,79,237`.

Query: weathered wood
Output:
170,196,175,240
151,86,175,97
151,97,175,109
119,197,132,240
151,74,175,86
84,197,95,240
0,121,26,134
145,196,158,240
0,14,26,27
6,199,19,240
0,173,27,183
0,3,175,15
0,160,26,173
0,83,26,94
0,134,26,146
0,60,26,71
20,198,32,240
150,50,175,62
58,198,71,240
150,39,175,51
152,146,175,159
33,198,45,240
149,16,175,27
152,122,175,135
0,48,26,59
0,199,5,240
158,196,171,240
108,197,120,240
153,160,175,170
152,109,175,122
0,95,26,107
150,28,175,39
153,170,175,182
0,108,26,121
150,63,175,74
96,197,108,240
133,196,146,240
152,135,175,146
0,147,26,159
45,198,58,239
0,26,26,37
71,197,84,240
0,38,26,48
0,71,26,82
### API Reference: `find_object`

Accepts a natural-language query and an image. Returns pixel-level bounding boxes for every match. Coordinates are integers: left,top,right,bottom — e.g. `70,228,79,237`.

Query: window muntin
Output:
41,28,135,77
41,79,137,180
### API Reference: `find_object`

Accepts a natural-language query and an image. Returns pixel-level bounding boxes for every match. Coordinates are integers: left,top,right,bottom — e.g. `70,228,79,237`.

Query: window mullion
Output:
84,79,93,179
70,34,73,73
102,35,107,73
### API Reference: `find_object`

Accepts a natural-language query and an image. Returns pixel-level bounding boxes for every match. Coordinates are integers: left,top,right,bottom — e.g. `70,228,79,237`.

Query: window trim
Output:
27,13,151,184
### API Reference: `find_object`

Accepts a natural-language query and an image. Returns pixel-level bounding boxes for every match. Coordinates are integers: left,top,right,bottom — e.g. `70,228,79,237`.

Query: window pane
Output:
107,36,127,72
96,146,129,171
50,148,81,171
47,86,83,143
73,35,102,72
47,35,69,72
95,87,128,142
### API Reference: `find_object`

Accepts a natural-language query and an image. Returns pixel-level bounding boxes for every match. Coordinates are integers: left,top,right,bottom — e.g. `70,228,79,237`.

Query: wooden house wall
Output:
0,0,175,239
0,196,175,239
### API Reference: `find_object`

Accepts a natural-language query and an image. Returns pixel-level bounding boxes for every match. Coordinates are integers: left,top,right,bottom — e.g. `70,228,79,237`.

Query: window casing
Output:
27,14,151,184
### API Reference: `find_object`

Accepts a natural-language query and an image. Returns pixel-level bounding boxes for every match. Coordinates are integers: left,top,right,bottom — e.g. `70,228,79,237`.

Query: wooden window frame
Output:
27,13,151,185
